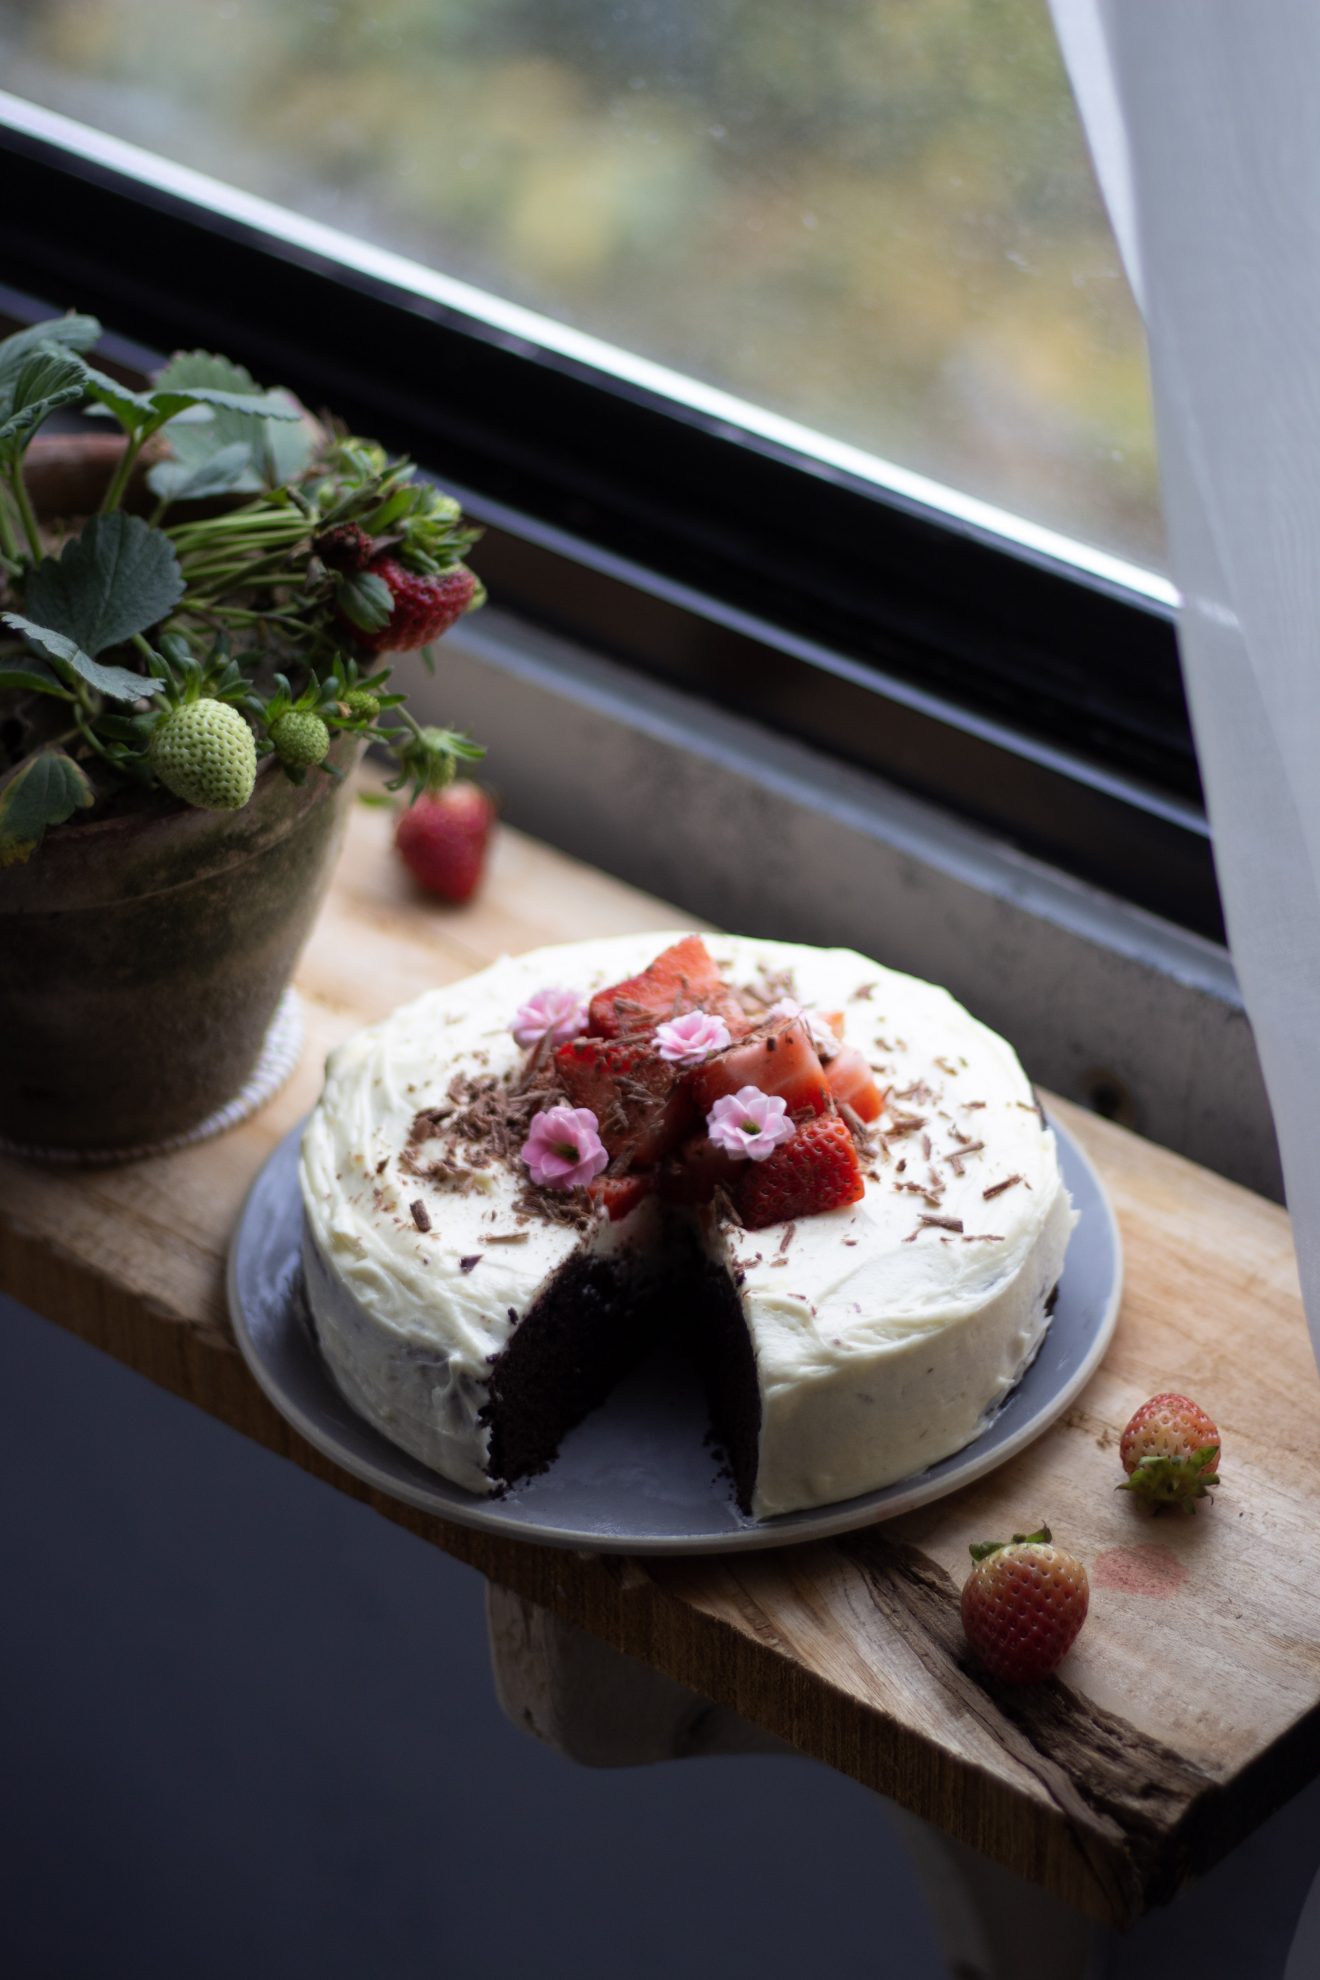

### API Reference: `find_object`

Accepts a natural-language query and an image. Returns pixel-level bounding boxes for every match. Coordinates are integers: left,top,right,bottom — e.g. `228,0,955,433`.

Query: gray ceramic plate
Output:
229,1117,1121,1554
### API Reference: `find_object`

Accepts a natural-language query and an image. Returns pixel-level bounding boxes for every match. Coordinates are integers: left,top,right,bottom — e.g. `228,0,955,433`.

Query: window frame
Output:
0,94,1220,940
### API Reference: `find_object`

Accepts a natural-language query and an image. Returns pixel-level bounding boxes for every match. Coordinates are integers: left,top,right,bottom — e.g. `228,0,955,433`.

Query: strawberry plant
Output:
0,311,485,864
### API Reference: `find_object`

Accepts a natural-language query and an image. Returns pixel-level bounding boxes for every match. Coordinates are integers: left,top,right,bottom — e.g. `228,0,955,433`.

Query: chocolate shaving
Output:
885,1112,928,1139
777,1221,797,1255
459,1255,482,1273
711,1184,744,1229
982,1174,1023,1201
934,1056,961,1077
962,1233,1005,1243
965,1100,987,1110
486,1231,531,1243
852,982,876,1000
409,1200,431,1232
919,1214,963,1233
838,1102,873,1157
512,1182,595,1230
892,1080,936,1105
921,1133,932,1162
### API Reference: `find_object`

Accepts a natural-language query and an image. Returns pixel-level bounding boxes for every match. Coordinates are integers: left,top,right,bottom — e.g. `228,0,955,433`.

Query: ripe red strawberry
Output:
824,1046,887,1123
693,1014,832,1122
394,782,494,903
315,521,376,571
960,1528,1089,1683
1119,1393,1221,1511
588,935,747,1040
736,1111,864,1230
555,1035,695,1171
355,556,479,654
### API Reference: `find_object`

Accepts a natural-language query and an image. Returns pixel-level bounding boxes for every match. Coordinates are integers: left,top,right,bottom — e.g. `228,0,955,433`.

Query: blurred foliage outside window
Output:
1,0,1164,572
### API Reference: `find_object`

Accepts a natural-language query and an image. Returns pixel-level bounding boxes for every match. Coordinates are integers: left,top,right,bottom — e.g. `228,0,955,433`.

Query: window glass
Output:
2,0,1164,572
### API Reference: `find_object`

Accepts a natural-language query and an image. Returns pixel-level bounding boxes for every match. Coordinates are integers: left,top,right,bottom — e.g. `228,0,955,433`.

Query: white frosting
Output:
300,932,1074,1517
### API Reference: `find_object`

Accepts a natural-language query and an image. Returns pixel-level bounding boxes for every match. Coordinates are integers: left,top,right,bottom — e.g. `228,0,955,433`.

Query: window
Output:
0,3,1215,934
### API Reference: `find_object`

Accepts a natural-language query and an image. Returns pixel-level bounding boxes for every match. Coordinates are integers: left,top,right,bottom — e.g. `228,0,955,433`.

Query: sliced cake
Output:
299,931,1074,1517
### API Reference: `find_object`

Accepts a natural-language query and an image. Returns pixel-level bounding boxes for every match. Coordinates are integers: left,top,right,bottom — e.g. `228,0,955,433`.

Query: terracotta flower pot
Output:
0,438,356,1154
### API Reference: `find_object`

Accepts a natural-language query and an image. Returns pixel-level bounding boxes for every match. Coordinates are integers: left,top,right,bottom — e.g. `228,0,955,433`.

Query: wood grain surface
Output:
4,780,1319,1925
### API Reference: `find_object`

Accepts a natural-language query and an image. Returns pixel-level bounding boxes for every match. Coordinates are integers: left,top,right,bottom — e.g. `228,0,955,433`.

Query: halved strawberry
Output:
588,935,747,1040
587,1172,656,1221
555,1035,695,1170
825,1046,887,1123
692,1014,831,1121
736,1112,866,1230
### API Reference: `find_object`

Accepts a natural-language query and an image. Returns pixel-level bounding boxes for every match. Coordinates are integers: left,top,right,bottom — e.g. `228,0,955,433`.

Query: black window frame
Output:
0,100,1221,941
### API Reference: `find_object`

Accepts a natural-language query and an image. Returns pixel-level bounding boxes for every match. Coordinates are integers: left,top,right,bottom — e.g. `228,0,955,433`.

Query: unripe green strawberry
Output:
340,688,380,721
270,710,330,768
149,700,257,811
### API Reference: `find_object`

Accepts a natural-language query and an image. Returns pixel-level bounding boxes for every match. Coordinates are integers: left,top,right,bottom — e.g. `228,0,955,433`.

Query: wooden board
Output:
3,780,1319,1925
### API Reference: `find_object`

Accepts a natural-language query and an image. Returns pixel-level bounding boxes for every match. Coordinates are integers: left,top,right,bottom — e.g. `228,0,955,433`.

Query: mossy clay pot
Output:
0,437,357,1153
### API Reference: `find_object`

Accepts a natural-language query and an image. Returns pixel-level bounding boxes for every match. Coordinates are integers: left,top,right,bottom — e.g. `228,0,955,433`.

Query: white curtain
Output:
1051,0,1320,1363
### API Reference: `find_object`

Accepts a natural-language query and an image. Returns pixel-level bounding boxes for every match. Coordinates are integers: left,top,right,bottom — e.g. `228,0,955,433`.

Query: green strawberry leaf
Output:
0,655,72,698
0,746,94,865
253,386,314,485
76,364,155,427
336,569,394,631
152,352,310,489
146,441,255,504
0,350,89,463
0,314,100,392
1,614,164,702
23,514,184,656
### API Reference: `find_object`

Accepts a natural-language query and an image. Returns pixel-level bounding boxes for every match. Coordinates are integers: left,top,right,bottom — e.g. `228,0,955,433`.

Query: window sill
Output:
407,609,1280,1200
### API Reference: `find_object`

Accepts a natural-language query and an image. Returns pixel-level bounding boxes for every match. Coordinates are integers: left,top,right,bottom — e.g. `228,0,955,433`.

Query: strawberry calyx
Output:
1117,1446,1220,1510
968,1527,1052,1562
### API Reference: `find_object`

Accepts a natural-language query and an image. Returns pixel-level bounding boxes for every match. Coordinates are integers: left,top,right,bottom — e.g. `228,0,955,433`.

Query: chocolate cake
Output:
300,931,1074,1518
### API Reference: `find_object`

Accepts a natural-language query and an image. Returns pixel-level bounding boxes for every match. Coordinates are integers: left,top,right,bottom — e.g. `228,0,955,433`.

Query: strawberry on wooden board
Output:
736,1111,864,1230
555,1034,695,1171
587,935,747,1040
960,1528,1089,1683
824,1045,887,1123
394,782,495,904
1119,1393,1221,1511
693,1013,832,1121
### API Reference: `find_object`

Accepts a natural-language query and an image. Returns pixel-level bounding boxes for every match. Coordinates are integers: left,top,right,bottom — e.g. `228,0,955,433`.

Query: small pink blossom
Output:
705,1086,797,1163
520,1106,609,1189
768,996,839,1058
654,1009,732,1066
512,986,588,1050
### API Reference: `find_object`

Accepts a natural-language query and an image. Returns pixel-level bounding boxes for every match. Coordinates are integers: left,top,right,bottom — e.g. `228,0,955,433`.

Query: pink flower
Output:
512,986,588,1050
768,996,839,1058
705,1086,797,1163
520,1106,609,1189
654,1009,732,1066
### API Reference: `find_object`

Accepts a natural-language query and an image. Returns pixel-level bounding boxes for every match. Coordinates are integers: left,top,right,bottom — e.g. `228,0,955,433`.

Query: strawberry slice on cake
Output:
588,934,748,1041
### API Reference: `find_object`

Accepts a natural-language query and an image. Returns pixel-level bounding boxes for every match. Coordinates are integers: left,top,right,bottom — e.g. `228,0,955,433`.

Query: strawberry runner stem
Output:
0,487,21,568
9,465,41,558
